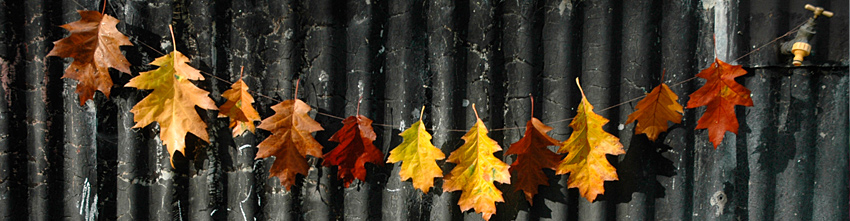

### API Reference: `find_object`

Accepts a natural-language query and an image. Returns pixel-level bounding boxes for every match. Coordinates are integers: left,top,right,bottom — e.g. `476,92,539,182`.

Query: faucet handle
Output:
805,4,834,18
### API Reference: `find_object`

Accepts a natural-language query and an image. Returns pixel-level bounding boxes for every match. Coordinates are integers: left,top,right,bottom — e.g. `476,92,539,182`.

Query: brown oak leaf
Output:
255,99,324,190
48,10,132,105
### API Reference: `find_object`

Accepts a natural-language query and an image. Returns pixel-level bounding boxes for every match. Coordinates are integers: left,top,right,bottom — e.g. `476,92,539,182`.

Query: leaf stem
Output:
168,25,176,69
102,0,107,14
294,78,300,100
575,77,586,98
529,93,534,119
239,66,244,80
472,103,480,120
419,105,425,122
356,95,363,117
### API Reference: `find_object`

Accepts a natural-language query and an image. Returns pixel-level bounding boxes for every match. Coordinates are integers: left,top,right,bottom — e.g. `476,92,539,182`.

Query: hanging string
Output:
129,19,808,133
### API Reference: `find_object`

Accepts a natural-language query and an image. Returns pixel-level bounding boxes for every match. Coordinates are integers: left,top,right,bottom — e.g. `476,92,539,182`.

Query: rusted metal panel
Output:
0,0,847,220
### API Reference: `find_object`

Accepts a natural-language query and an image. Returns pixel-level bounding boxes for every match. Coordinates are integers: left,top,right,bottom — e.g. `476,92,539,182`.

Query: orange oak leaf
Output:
48,10,132,105
125,50,217,167
556,78,625,202
218,79,261,137
443,105,510,220
322,115,384,187
625,81,683,141
386,114,445,193
505,117,561,204
686,58,753,148
255,99,324,190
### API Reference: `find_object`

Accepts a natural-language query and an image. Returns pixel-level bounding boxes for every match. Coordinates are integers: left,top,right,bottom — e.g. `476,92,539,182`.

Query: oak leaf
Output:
443,108,510,220
387,119,445,193
505,117,561,204
255,99,324,190
556,78,625,202
125,51,217,167
48,10,132,105
322,115,384,187
218,79,261,137
686,58,753,148
625,82,683,141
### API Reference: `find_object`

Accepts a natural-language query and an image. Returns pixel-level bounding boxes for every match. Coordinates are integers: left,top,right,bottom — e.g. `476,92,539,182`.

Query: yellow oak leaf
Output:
47,10,132,104
125,50,217,167
556,78,625,202
218,79,261,137
443,105,510,220
625,82,683,141
387,118,445,194
256,99,324,190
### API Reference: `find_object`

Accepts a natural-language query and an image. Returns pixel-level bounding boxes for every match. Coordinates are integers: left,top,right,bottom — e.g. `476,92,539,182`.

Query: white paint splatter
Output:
240,186,253,221
618,124,625,130
79,178,90,215
238,144,252,151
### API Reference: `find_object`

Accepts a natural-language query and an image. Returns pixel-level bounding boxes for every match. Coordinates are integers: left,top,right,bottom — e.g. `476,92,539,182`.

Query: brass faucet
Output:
781,4,833,66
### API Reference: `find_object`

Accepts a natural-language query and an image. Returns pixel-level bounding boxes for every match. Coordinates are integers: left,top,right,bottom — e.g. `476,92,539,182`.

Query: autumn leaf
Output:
218,78,261,137
48,10,133,105
125,50,217,167
686,58,753,148
386,113,445,194
625,80,683,141
556,78,625,202
255,99,324,190
443,105,510,220
323,115,384,187
505,117,561,204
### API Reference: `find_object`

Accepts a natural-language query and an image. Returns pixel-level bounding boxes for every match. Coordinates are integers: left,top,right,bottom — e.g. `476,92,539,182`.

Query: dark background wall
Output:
0,0,847,220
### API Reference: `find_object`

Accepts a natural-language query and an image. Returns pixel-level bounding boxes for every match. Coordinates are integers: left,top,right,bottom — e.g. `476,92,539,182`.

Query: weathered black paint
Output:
0,0,847,220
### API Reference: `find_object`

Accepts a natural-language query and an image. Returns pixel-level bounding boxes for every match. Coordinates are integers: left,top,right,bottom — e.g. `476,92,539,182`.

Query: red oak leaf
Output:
686,58,753,148
322,115,384,187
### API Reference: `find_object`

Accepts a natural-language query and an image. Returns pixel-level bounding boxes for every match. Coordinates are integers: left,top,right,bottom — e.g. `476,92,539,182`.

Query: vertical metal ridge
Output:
301,0,341,220
579,0,618,218
743,1,781,220
183,0,219,219
143,0,177,219
499,0,537,220
381,0,421,219
60,1,101,220
24,0,49,219
426,0,461,220
260,0,298,220
341,0,377,220
655,0,698,220
539,0,578,220
615,0,662,220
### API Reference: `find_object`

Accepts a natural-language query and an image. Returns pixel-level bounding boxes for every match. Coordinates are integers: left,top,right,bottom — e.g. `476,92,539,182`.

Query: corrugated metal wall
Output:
0,0,847,220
